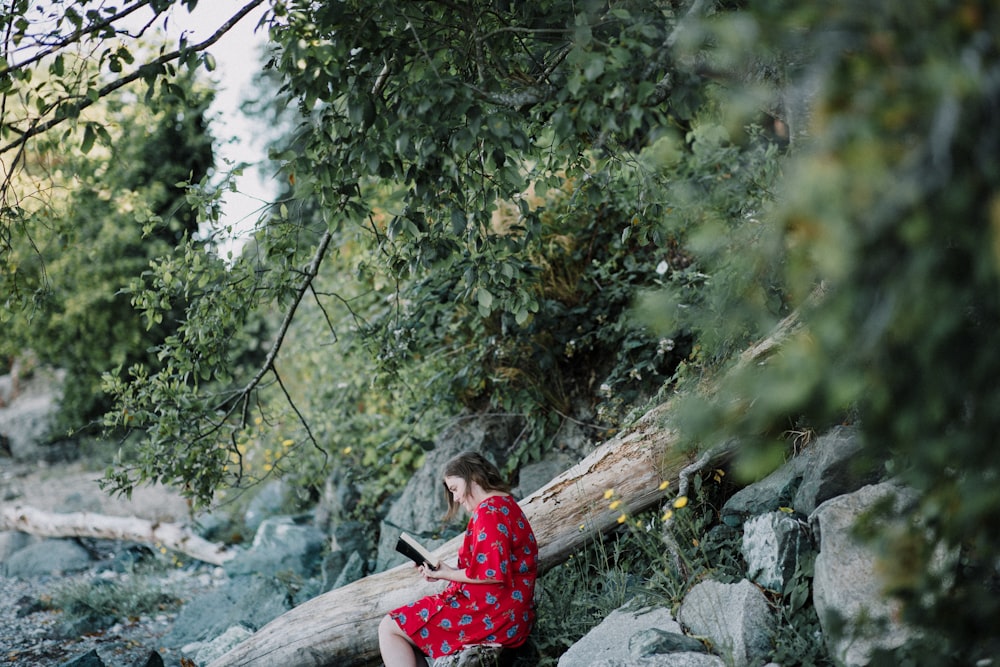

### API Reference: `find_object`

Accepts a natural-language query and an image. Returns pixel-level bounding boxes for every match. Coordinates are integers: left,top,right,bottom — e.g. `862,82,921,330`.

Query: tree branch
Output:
0,0,267,157
0,0,152,77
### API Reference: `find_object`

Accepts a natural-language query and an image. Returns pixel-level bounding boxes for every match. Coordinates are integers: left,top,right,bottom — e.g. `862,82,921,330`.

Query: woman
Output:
378,451,538,666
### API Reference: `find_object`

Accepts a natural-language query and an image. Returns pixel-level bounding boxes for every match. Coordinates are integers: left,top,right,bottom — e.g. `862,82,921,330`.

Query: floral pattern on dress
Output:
390,494,538,658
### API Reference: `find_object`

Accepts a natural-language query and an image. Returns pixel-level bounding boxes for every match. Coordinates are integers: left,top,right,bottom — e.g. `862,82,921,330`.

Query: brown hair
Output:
441,451,511,521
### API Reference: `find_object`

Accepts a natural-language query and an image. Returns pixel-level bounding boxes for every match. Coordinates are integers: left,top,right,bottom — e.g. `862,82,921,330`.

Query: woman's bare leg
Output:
378,614,422,667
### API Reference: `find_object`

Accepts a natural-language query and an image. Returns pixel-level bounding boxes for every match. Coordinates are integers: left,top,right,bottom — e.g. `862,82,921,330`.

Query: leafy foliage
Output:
5,1,1000,661
1,67,217,431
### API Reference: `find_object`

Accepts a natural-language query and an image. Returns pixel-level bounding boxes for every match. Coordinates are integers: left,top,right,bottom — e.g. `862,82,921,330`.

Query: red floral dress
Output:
390,494,538,658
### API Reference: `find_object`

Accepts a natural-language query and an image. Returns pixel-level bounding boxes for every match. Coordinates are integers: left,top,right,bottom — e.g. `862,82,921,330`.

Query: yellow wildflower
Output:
603,488,615,500
662,510,674,522
282,439,294,448
616,513,627,524
609,500,622,510
658,480,670,490
342,446,353,455
673,495,689,509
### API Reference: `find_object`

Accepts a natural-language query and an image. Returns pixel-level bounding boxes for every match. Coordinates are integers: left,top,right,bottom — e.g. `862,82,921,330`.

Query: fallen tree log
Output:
0,505,236,566
209,307,805,667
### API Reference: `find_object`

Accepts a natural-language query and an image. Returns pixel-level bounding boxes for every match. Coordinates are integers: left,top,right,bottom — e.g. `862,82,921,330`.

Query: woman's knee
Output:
379,613,402,638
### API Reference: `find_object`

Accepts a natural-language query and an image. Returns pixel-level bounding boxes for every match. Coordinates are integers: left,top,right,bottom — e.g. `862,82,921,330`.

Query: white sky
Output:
148,1,275,256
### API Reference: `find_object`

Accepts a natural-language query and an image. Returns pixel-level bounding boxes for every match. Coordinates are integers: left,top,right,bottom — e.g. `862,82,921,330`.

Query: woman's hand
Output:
419,561,456,582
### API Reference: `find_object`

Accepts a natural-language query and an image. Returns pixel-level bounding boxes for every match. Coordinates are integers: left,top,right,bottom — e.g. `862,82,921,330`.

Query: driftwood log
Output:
208,306,805,667
0,505,236,566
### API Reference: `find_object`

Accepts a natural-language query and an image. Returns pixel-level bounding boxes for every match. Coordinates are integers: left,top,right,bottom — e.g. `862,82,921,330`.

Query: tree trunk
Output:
0,505,236,566
206,307,806,667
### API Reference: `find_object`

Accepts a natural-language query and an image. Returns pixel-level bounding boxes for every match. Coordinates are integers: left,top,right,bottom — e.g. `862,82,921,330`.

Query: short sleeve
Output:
465,501,513,584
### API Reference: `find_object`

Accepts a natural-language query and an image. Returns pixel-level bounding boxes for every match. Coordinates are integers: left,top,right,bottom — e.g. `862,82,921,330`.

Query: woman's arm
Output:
420,561,500,585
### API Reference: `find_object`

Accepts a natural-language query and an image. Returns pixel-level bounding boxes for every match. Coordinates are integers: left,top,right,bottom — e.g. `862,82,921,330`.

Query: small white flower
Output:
655,260,669,275
657,338,675,354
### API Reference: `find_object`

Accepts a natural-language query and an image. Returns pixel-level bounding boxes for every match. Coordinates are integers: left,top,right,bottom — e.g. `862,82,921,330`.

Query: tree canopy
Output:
3,0,1000,660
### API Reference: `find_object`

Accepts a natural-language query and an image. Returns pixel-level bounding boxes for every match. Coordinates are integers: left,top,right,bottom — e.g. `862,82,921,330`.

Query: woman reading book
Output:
378,451,538,666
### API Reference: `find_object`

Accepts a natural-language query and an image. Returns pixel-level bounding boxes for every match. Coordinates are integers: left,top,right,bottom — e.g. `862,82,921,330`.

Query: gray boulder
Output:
630,627,708,657
678,579,774,667
376,414,523,571
166,575,293,645
328,549,366,591
190,625,254,666
512,450,577,498
810,482,921,666
0,386,61,461
0,529,38,561
742,511,812,592
313,466,362,532
588,656,724,667
721,425,883,526
58,648,105,667
242,480,289,534
792,426,882,515
2,538,92,578
720,450,812,527
223,515,325,579
557,606,687,667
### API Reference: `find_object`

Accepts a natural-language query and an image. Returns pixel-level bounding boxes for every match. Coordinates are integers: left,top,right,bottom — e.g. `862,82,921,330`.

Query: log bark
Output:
208,308,804,667
0,505,236,566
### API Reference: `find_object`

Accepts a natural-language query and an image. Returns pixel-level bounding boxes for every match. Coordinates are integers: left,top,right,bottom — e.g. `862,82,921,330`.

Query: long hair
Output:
441,451,511,521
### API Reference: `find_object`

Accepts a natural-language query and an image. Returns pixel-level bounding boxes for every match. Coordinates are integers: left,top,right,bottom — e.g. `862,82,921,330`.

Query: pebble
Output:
0,558,221,667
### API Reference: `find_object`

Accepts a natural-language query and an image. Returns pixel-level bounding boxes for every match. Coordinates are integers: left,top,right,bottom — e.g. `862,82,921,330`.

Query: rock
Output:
166,575,293,645
191,510,242,544
678,579,774,667
376,414,524,571
721,425,884,526
720,451,811,527
810,482,919,666
194,625,254,666
224,515,325,579
432,643,504,666
1,538,92,578
629,628,708,657
557,605,682,666
129,651,164,667
742,511,812,591
314,466,362,532
792,426,883,515
589,655,724,667
242,480,289,533
58,648,105,666
0,530,37,561
0,366,66,461
329,550,366,590
58,491,103,514
513,451,578,498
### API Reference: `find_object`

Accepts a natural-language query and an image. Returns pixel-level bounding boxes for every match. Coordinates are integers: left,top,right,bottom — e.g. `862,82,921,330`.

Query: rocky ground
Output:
1,460,220,667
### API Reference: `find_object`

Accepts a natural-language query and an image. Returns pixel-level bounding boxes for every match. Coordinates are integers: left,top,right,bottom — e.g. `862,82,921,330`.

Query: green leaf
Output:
80,123,96,154
477,287,494,310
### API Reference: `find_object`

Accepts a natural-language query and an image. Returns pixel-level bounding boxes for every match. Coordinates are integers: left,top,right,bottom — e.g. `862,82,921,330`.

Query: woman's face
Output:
444,475,473,513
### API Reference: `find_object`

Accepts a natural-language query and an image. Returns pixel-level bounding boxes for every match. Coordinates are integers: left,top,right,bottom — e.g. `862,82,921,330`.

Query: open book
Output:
395,532,440,570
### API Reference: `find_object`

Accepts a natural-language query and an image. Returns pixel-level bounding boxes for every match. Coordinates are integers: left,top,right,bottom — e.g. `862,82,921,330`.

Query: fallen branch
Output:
0,505,236,566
